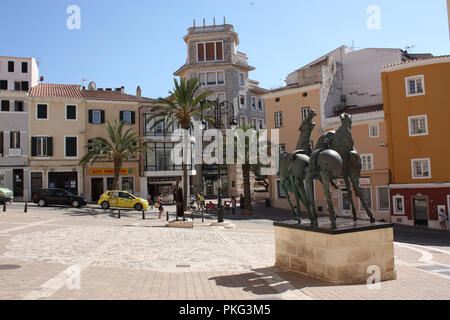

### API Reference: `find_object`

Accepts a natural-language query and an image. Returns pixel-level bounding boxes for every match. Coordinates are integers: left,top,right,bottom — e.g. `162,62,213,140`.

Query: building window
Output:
14,101,24,112
0,132,3,157
37,104,48,119
369,123,379,138
377,186,390,212
145,142,193,171
21,81,29,91
122,111,132,125
198,71,224,86
408,115,428,136
66,105,77,120
145,115,174,136
65,136,78,158
197,41,223,62
393,194,405,214
258,99,263,112
251,97,257,110
21,62,28,73
276,180,287,199
411,158,431,179
405,75,425,97
0,175,4,186
36,137,48,157
8,61,14,72
240,94,246,108
358,187,372,212
361,154,373,171
1,100,10,112
90,109,104,124
15,82,21,91
10,131,20,149
239,73,245,86
240,116,247,126
252,118,257,129
275,112,283,128
301,107,310,122
0,80,7,90
258,119,264,129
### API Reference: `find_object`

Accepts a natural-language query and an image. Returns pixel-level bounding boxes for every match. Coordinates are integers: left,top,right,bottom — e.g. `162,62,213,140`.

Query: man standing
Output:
438,207,448,231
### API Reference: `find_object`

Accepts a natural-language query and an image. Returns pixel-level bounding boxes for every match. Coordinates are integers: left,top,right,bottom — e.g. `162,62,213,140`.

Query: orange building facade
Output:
381,56,450,229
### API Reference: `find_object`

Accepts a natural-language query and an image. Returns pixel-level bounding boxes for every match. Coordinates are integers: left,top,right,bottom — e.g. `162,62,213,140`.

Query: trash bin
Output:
265,198,271,208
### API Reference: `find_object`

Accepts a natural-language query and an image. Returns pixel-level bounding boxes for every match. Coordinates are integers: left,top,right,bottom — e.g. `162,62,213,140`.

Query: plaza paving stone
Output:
0,203,449,300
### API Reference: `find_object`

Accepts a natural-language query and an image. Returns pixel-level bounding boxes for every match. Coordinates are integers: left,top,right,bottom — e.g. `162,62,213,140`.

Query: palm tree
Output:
80,120,148,190
231,123,273,215
147,78,215,211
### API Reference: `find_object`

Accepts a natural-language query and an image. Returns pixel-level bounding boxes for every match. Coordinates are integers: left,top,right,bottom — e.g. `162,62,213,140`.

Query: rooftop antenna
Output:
36,57,42,67
350,40,361,50
405,44,416,52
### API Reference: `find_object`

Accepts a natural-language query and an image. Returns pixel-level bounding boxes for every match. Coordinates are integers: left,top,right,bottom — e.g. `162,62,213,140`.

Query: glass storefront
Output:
202,165,228,198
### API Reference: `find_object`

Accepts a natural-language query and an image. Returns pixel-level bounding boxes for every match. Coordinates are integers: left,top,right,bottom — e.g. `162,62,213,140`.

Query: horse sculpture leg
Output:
321,170,337,229
344,176,358,221
281,179,299,219
289,176,302,223
295,176,314,224
350,173,376,223
305,172,318,227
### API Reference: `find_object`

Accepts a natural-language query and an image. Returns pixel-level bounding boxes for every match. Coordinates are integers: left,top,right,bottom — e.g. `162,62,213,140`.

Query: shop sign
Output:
148,177,179,183
90,168,135,175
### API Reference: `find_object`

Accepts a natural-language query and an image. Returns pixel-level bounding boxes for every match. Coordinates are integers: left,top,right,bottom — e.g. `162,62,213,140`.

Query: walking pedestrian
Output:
231,196,237,215
438,207,448,231
156,193,164,219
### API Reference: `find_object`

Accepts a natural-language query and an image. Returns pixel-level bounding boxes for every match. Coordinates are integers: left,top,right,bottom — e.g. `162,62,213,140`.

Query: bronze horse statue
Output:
305,113,375,229
277,110,316,223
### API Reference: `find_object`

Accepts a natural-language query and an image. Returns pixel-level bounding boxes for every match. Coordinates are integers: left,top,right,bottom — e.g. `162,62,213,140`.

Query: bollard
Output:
166,210,169,221
24,202,28,213
3,202,6,212
202,210,204,223
142,210,145,220
118,209,121,219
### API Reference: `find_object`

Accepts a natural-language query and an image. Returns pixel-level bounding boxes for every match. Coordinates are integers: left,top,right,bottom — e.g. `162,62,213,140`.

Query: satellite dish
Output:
88,81,96,90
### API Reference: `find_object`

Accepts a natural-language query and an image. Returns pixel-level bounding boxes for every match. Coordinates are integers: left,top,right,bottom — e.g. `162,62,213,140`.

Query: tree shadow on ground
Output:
209,266,333,297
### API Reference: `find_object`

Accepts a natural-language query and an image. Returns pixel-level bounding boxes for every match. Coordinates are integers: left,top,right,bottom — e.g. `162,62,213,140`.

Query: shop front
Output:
147,177,179,204
87,167,137,202
202,164,228,199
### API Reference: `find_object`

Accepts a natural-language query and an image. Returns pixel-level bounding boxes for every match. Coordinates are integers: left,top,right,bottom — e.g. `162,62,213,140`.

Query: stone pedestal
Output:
274,218,397,284
167,219,194,228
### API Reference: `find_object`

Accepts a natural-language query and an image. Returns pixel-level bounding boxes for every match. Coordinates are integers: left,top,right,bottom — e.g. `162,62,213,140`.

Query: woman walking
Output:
157,193,165,219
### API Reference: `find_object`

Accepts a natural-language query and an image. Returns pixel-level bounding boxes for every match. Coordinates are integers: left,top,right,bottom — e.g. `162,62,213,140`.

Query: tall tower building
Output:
174,20,267,198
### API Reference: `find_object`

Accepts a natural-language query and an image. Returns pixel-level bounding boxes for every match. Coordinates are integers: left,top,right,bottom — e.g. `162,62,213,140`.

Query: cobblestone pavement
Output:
0,203,449,300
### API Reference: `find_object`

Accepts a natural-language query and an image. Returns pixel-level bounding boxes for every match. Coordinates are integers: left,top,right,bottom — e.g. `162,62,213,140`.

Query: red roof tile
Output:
81,89,139,102
381,55,450,69
29,83,83,99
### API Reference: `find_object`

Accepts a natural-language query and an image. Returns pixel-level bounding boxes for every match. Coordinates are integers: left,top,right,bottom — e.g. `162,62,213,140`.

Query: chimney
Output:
193,19,196,27
121,86,125,94
136,85,141,98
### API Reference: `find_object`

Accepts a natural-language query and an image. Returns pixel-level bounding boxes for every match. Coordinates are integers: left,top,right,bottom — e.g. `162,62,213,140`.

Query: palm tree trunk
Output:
182,128,189,214
112,159,122,190
242,164,252,215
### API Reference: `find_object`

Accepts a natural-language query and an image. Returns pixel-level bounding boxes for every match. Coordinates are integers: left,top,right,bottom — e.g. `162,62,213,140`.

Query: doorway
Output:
413,197,429,227
13,169,24,198
30,172,43,197
91,178,104,202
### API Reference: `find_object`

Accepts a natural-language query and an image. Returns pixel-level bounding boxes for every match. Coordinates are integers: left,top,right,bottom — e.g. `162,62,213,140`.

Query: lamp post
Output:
201,98,238,223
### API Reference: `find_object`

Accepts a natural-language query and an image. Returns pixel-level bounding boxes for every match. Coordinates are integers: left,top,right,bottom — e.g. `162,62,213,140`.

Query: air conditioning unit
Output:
9,149,21,157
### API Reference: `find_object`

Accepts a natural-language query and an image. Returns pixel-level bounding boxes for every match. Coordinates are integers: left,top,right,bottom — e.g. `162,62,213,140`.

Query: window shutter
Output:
120,111,124,122
100,110,105,123
88,110,93,123
31,137,37,156
47,137,53,156
131,111,135,124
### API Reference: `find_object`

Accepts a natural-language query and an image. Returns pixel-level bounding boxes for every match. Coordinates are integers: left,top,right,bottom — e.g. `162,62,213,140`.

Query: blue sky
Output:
1,0,448,98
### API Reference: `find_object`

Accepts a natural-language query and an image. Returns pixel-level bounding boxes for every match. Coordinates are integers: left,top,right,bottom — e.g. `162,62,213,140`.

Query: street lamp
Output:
201,98,238,223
